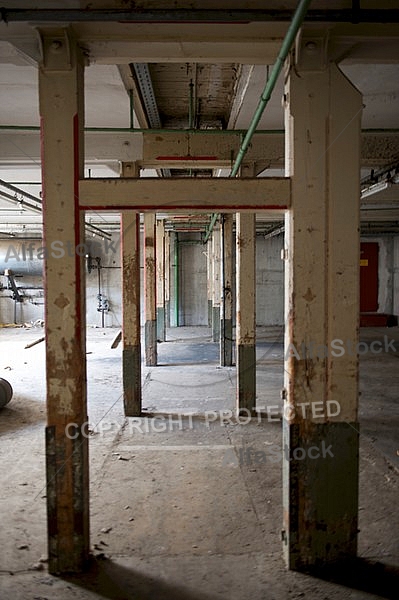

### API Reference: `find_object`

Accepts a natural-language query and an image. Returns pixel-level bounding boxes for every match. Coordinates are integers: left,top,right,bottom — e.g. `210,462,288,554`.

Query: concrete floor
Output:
0,325,398,599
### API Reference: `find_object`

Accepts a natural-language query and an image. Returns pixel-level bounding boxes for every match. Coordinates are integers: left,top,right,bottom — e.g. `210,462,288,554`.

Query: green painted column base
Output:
282,419,359,572
157,307,165,342
208,299,213,327
145,320,157,366
165,300,170,328
46,425,89,574
236,343,256,413
212,306,220,342
122,344,142,416
220,318,233,366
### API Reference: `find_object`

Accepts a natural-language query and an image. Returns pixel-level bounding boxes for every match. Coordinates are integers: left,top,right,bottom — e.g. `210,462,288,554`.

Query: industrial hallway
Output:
0,325,398,599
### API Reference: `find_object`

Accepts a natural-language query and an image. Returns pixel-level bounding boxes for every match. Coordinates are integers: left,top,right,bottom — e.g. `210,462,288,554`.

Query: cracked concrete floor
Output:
0,326,398,599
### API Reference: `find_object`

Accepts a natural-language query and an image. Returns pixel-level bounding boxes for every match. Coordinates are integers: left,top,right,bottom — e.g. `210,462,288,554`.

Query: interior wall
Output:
3,231,397,329
179,233,208,326
360,235,399,315
86,233,122,327
0,273,44,325
256,233,284,326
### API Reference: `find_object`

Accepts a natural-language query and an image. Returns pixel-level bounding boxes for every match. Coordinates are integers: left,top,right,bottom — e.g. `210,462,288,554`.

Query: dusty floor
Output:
0,325,398,599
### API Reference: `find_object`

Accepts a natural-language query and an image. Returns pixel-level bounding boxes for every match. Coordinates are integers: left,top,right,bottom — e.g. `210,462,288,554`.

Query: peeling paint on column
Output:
236,212,256,412
39,28,89,573
283,59,362,569
144,213,157,366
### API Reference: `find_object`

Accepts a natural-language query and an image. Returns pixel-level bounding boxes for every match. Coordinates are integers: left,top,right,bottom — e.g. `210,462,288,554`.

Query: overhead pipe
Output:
0,185,111,240
0,178,42,204
203,0,312,245
0,124,285,135
230,0,312,177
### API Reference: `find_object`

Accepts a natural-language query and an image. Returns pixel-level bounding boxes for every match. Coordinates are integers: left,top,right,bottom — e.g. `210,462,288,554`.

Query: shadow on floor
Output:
63,555,218,600
0,396,45,435
310,557,399,600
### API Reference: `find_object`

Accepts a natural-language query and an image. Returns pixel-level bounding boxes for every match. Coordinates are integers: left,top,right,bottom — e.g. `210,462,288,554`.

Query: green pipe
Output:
174,233,179,327
202,0,312,244
0,124,285,135
230,0,312,177
203,213,219,245
1,124,398,135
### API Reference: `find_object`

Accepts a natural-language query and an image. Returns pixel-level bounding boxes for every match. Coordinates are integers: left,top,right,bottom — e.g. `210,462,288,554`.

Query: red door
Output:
360,242,379,312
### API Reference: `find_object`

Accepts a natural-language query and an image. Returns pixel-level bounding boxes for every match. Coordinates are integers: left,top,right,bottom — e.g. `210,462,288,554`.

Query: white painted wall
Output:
2,231,397,329
179,234,208,326
256,233,284,326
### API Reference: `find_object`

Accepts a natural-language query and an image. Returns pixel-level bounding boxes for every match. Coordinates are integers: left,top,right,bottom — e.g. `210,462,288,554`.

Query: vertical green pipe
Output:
174,233,179,326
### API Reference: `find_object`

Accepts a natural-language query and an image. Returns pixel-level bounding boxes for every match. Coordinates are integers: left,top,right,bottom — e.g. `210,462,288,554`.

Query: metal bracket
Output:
295,31,331,71
36,27,79,71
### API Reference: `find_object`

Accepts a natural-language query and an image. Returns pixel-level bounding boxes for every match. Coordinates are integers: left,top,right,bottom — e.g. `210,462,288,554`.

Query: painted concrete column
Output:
120,162,141,416
38,28,89,573
283,52,362,570
207,238,213,327
220,214,234,366
236,210,256,414
212,224,221,342
156,219,166,342
165,231,171,328
144,213,157,365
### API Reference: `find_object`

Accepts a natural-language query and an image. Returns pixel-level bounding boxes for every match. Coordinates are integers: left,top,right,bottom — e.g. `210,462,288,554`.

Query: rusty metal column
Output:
144,213,157,365
156,219,166,342
220,214,234,366
212,224,221,342
39,28,89,573
120,162,141,416
283,45,362,570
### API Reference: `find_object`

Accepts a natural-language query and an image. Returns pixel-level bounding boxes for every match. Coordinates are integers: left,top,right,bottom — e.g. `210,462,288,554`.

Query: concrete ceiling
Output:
0,2,398,236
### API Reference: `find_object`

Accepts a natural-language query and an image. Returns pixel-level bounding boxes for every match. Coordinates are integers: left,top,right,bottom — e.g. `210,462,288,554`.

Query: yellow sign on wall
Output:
360,259,369,267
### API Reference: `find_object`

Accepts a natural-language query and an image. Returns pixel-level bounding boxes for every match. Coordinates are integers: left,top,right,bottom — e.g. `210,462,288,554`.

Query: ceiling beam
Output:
2,9,399,24
78,177,290,212
0,130,397,169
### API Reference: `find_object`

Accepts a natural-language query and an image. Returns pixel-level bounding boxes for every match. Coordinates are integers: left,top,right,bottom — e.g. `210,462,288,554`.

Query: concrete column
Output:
144,213,157,365
283,53,362,570
165,231,171,328
38,29,89,573
212,225,221,342
236,211,256,414
120,162,141,416
220,214,234,366
156,219,166,342
207,238,213,327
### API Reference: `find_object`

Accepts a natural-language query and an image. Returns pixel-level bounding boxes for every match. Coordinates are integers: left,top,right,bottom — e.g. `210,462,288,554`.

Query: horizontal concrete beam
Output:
78,177,290,212
0,130,397,169
3,20,399,64
142,131,284,170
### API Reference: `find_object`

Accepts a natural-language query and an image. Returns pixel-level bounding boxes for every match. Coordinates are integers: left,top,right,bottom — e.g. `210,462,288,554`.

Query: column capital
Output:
37,26,87,71
293,28,331,72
